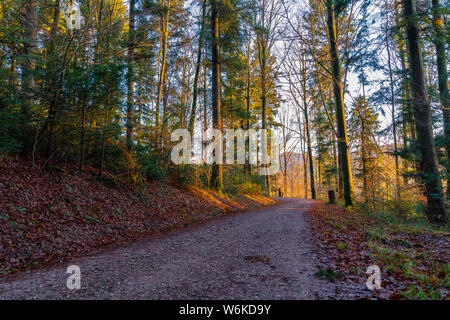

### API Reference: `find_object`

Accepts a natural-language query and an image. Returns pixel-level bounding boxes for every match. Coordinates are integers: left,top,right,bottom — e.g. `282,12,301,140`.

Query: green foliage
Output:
314,265,342,281
400,284,441,300
136,146,167,180
237,181,264,195
0,108,22,155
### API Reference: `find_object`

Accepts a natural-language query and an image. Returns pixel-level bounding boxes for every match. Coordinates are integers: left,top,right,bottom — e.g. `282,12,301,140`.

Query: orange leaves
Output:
0,157,271,275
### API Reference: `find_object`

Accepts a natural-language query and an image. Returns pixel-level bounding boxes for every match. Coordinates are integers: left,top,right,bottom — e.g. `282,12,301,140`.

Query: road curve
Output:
0,198,335,299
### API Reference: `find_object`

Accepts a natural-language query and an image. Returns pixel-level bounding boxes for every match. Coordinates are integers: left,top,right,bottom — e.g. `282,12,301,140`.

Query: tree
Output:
188,0,207,138
284,43,316,199
126,0,136,148
325,0,354,206
430,0,450,199
251,0,282,196
402,0,446,224
210,0,223,191
21,0,38,122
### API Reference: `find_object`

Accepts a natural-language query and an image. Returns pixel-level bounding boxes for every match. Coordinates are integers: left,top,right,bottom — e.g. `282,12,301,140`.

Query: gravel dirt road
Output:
0,198,336,299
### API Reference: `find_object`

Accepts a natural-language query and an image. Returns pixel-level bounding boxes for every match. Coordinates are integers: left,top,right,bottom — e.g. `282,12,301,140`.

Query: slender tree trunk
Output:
126,0,136,149
245,40,252,178
21,0,38,119
385,2,401,200
155,0,170,145
397,29,417,182
303,153,308,199
210,0,223,191
79,93,87,171
301,54,316,199
99,106,109,178
188,0,207,138
431,0,450,199
325,0,354,206
202,59,208,162
282,124,288,196
258,37,271,196
402,0,447,224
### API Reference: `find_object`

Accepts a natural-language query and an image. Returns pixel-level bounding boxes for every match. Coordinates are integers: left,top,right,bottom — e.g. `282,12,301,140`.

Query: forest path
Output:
0,198,335,299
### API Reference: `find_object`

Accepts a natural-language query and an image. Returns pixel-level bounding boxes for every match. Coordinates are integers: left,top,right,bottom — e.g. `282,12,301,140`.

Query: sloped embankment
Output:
0,157,275,275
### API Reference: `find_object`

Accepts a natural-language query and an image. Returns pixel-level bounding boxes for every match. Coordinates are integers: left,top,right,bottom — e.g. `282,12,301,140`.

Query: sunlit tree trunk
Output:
325,0,354,206
210,0,223,191
155,0,171,145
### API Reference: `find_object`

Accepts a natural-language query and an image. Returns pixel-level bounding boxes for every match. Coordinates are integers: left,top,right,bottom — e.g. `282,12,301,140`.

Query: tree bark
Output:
210,0,223,191
301,54,316,199
325,0,354,206
188,0,207,138
257,35,271,196
385,0,400,200
431,0,450,199
403,0,447,224
21,0,39,120
126,0,136,149
155,0,170,145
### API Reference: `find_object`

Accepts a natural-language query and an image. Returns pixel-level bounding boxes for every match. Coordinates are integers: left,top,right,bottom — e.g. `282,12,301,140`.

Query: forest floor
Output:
0,156,274,276
306,203,449,299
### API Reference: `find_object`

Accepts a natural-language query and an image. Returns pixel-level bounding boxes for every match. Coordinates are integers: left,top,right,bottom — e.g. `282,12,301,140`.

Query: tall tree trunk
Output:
325,0,354,206
21,0,38,119
385,0,400,200
402,0,447,224
210,0,223,191
397,26,417,183
244,39,252,178
155,0,170,145
301,54,316,199
431,0,450,199
188,0,207,138
257,36,271,196
126,0,136,149
202,59,208,162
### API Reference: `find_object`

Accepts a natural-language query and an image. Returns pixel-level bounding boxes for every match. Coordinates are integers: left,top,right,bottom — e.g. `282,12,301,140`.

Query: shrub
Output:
237,181,264,195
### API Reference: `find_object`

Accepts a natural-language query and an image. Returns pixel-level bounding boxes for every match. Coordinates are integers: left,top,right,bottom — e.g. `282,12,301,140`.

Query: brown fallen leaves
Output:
0,157,274,275
305,203,449,300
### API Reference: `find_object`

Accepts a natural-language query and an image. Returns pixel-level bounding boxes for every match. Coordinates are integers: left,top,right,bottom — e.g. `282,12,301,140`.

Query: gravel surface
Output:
0,198,337,299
